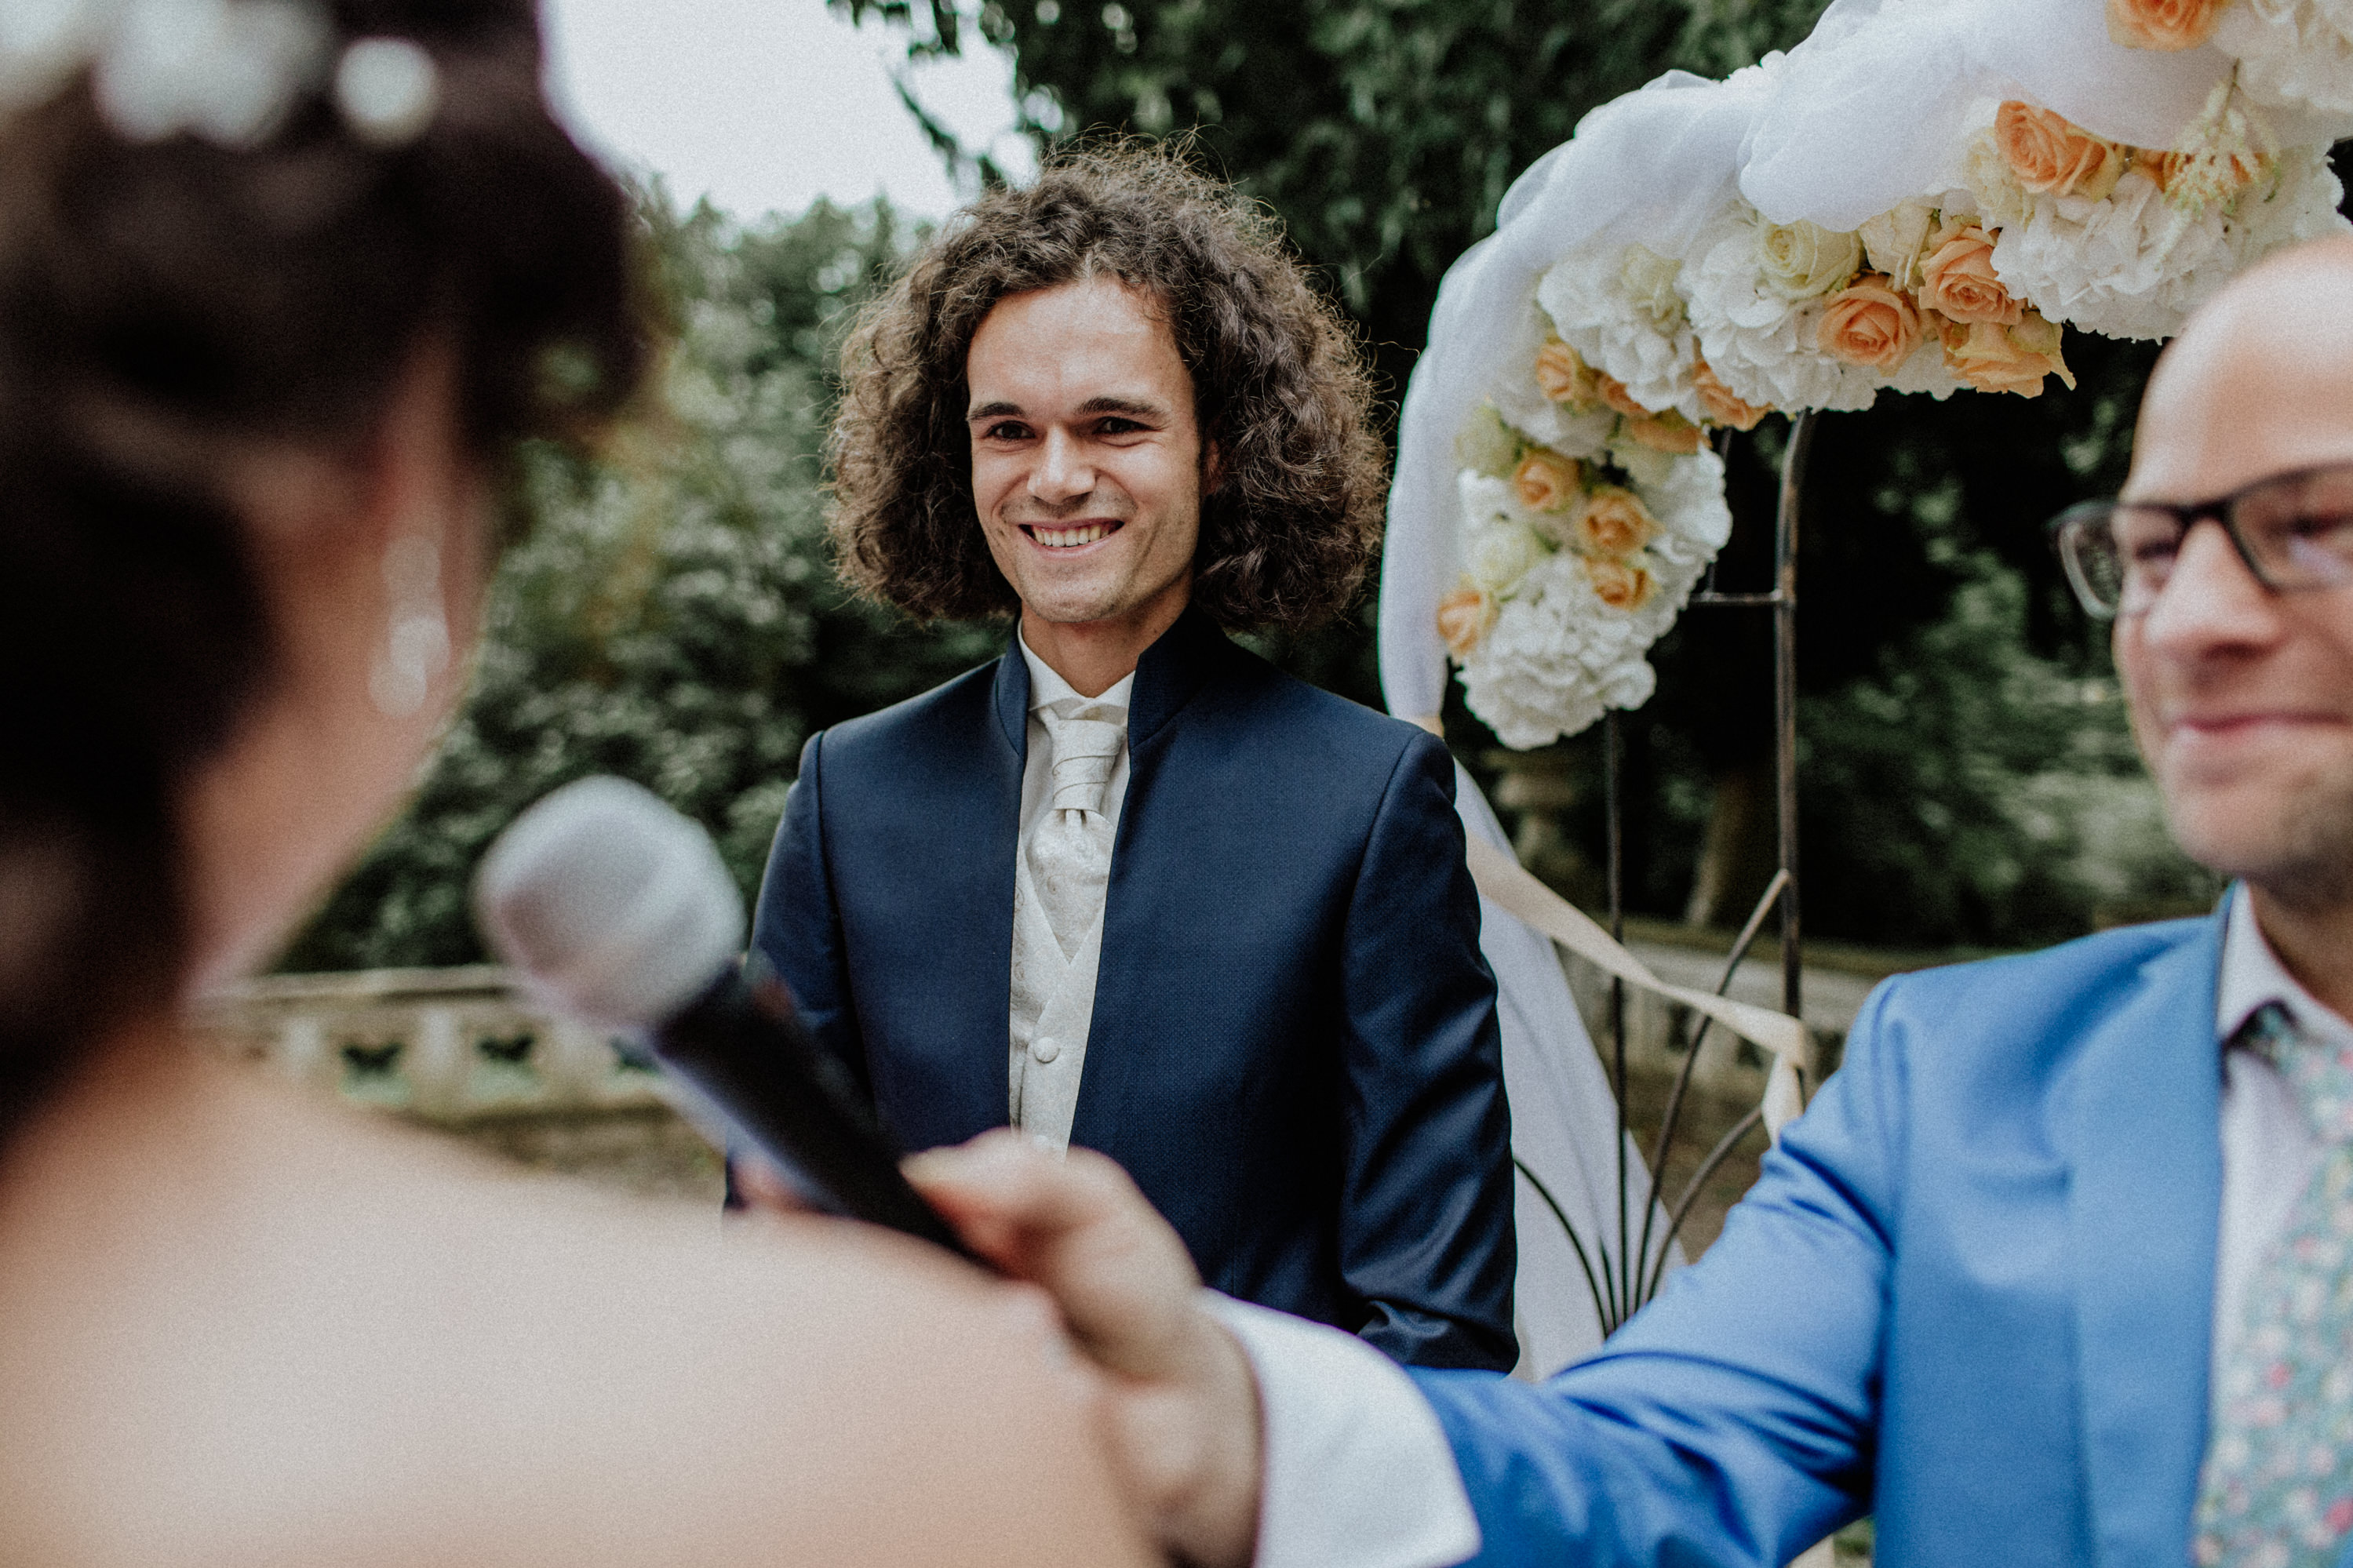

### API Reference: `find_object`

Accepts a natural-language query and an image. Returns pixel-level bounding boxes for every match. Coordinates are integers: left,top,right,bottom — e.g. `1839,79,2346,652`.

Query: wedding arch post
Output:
1574,409,1817,1329
1606,409,1813,1013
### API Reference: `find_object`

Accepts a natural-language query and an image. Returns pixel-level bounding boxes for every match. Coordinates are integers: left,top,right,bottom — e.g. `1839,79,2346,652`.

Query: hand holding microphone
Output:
475,777,1261,1565
472,776,979,1262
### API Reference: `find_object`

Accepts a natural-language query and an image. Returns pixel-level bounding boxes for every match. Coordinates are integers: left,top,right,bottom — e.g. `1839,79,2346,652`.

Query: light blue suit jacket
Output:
1411,908,2268,1568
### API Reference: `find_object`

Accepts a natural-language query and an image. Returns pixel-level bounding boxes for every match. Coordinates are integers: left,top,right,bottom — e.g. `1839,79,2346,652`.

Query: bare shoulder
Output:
0,1065,1152,1568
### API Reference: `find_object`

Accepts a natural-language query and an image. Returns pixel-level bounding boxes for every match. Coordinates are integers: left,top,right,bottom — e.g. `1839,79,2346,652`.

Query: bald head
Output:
2109,235,2353,945
2128,236,2353,503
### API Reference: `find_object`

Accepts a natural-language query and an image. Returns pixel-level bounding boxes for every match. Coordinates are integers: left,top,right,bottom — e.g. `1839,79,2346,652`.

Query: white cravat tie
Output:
1026,700,1124,959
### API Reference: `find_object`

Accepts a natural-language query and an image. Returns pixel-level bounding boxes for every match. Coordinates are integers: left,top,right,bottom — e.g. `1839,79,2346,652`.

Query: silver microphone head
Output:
472,776,745,1031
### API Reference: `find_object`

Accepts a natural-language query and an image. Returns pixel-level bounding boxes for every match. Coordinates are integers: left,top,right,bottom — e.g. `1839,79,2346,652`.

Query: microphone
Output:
472,775,978,1261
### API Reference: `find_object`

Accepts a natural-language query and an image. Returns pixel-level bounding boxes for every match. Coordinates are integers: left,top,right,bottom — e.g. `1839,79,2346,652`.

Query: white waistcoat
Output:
1007,635,1132,1152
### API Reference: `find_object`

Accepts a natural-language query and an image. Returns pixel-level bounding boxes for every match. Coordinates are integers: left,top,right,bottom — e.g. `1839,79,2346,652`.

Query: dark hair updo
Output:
0,0,649,1137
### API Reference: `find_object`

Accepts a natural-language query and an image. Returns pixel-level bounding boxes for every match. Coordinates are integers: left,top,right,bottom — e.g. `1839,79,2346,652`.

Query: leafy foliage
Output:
281,196,1001,971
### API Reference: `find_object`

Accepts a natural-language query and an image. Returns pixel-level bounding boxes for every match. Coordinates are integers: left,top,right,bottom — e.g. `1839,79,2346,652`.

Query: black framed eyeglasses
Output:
2049,464,2353,620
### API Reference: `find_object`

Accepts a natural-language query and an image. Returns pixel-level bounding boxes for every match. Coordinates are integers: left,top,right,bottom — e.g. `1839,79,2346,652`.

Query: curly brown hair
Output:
829,141,1386,631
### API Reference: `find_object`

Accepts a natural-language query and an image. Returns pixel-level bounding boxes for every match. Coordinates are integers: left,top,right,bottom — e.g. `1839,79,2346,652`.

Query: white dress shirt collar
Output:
1018,628,1135,716
2216,885,2353,1053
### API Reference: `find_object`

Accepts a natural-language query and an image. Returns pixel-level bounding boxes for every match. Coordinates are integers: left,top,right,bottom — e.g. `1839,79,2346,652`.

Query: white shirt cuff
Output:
1201,1292,1481,1568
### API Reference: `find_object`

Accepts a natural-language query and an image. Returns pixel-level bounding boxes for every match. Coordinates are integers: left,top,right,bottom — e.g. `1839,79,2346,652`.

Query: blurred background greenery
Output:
289,0,2353,971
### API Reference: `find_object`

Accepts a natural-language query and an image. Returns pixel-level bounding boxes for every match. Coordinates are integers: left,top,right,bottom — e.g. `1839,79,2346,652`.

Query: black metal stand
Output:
1685,408,1813,1022
1539,409,1817,1335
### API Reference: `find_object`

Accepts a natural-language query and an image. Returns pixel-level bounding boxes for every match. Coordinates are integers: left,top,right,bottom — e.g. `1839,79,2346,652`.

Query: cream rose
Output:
1856,200,1938,290
1918,221,2023,326
1816,274,1923,370
1467,522,1545,593
1624,412,1705,454
1575,486,1659,556
1692,359,1769,431
2106,0,2227,51
1940,311,2076,397
1757,220,1863,300
1455,402,1521,478
1437,584,1495,657
1534,339,1599,409
1512,449,1582,513
1584,556,1655,613
1995,102,2125,201
1619,243,1687,328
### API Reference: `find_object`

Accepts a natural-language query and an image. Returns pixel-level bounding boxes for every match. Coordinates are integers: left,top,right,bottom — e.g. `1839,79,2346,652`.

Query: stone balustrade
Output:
195,966,725,1201
193,965,674,1122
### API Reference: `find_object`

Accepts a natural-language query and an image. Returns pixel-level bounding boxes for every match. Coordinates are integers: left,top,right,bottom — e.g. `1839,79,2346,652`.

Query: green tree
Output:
281,195,997,970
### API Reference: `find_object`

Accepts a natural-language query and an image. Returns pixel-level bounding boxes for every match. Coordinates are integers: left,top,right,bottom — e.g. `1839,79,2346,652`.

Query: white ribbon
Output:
1463,832,1811,1141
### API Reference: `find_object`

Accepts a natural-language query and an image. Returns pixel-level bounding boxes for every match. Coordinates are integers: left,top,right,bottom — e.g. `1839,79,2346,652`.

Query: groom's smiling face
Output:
965,275,1209,637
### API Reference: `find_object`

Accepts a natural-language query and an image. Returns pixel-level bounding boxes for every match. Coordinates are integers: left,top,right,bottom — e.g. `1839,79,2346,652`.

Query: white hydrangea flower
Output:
1975,163,2226,339
2216,140,2353,271
1977,144,2348,341
1684,203,1883,414
1535,242,1703,421
2211,0,2353,121
1452,448,1727,748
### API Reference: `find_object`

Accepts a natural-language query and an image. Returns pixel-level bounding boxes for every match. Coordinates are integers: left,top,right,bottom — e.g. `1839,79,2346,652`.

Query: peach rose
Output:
1816,274,1923,370
1995,102,2125,200
1437,584,1495,657
1692,359,1769,431
1918,221,2023,326
1594,373,1650,420
1584,556,1655,612
1513,449,1582,513
2107,0,2227,51
1575,486,1659,556
1534,338,1600,409
1624,412,1705,453
1940,311,2076,397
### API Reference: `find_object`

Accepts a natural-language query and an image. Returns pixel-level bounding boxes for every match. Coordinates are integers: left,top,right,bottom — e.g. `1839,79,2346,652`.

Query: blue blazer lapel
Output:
2066,908,2225,1568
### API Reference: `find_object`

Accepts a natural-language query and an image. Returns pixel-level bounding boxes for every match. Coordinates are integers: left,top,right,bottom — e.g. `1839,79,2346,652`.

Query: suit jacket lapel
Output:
2067,910,2225,1568
946,644,1026,1133
1069,608,1230,1153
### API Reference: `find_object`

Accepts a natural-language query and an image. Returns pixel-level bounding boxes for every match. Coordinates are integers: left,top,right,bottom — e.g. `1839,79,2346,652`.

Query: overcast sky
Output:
541,0,1033,222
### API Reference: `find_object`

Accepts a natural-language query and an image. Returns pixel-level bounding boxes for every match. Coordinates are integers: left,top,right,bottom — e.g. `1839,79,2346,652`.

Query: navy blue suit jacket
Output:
1409,908,2293,1566
752,609,1517,1369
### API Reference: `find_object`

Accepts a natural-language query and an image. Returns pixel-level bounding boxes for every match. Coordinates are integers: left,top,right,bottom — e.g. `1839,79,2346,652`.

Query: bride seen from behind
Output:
0,5,1149,1564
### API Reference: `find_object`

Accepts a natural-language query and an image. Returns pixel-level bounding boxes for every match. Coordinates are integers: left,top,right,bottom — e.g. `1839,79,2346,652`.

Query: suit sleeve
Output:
749,729,869,1107
1402,978,1904,1566
1336,731,1519,1370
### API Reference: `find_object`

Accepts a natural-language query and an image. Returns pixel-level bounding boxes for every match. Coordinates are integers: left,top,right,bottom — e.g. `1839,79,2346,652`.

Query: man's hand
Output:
907,1132,1264,1568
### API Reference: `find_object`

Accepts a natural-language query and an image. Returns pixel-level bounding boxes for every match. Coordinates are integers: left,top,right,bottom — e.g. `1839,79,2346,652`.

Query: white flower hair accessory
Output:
0,0,439,151
334,35,435,147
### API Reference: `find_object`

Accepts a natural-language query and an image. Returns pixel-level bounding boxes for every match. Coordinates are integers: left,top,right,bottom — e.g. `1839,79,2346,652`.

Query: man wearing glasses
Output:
905,235,2353,1568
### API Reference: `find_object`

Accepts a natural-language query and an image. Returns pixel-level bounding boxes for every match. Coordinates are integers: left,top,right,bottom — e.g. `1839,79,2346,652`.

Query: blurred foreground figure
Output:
907,235,2353,1568
751,146,1517,1370
0,6,1147,1564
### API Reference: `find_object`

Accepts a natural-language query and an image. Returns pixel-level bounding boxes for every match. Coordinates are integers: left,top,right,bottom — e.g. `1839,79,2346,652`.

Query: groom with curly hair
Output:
749,145,1518,1370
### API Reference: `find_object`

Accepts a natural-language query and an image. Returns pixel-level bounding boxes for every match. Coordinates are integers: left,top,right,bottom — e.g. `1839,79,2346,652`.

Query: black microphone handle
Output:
649,973,985,1265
